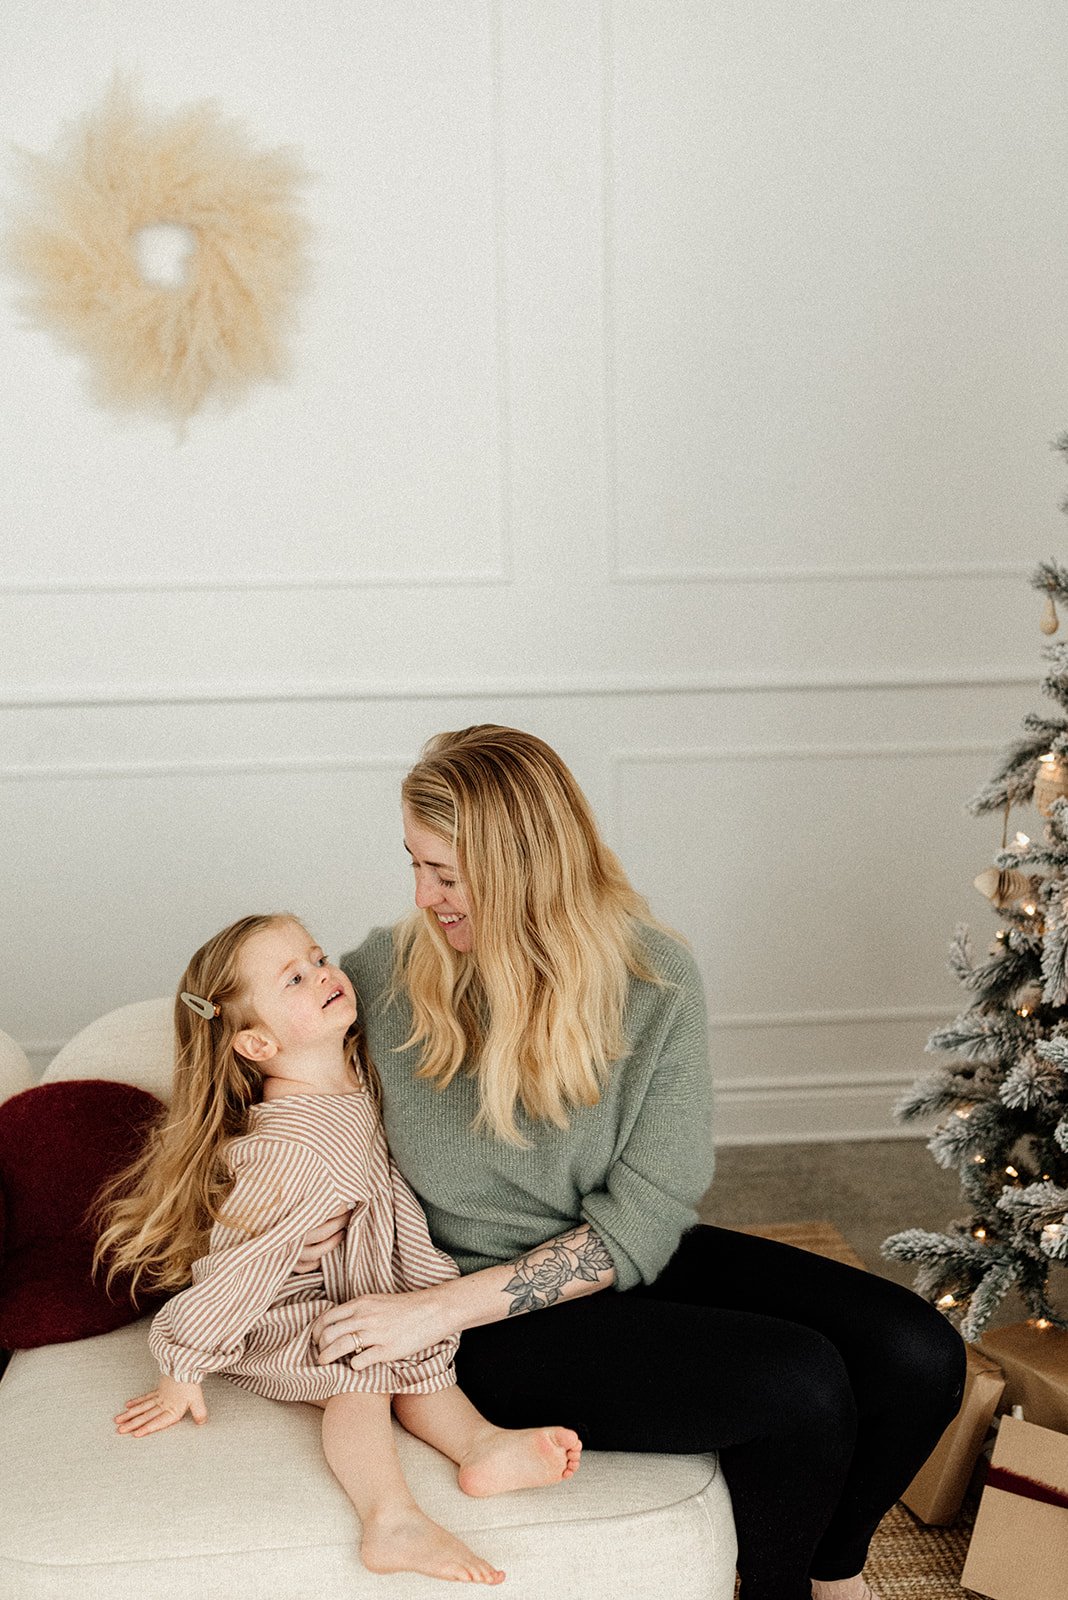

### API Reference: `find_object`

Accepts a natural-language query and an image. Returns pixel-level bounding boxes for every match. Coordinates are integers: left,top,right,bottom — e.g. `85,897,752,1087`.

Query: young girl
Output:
96,913,581,1586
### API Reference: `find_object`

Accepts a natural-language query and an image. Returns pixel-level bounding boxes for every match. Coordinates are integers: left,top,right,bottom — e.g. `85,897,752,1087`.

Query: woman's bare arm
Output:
311,1223,614,1370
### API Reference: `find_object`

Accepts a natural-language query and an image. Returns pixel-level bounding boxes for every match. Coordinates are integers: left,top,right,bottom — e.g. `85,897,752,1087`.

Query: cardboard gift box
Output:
960,1415,1068,1600
978,1321,1068,1436
900,1342,1005,1524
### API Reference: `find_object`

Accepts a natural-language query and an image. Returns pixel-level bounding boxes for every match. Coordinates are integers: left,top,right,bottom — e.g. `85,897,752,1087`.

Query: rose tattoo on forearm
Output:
502,1225,614,1316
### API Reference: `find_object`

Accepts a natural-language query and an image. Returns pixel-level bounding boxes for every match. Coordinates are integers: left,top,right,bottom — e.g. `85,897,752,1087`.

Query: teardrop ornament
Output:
973,866,1033,907
1041,593,1059,635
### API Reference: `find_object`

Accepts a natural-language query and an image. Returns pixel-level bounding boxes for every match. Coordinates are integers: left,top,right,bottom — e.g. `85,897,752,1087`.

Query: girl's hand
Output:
114,1374,208,1436
293,1209,352,1272
312,1287,451,1370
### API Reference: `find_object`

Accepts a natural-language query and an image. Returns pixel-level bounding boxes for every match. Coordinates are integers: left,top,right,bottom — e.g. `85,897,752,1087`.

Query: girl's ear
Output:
233,1027,278,1064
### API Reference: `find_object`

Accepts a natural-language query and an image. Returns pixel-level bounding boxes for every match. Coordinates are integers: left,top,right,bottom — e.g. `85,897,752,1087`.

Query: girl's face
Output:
403,805,473,953
238,920,357,1052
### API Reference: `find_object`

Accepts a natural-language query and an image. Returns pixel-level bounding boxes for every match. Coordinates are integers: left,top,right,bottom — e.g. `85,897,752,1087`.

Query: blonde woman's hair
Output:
398,724,669,1145
94,913,369,1301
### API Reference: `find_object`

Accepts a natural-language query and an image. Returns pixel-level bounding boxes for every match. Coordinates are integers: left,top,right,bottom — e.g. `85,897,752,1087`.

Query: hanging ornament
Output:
1034,752,1068,817
1041,592,1060,635
973,866,1038,908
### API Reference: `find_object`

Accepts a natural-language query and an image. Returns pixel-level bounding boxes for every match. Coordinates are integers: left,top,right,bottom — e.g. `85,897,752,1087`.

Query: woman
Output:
309,725,964,1600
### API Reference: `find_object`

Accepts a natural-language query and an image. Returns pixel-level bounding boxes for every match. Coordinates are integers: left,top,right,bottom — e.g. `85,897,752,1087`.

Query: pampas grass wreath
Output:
5,82,308,425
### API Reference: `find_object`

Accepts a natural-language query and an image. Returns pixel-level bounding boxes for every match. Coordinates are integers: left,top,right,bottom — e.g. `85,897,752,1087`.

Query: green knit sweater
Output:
341,923,715,1292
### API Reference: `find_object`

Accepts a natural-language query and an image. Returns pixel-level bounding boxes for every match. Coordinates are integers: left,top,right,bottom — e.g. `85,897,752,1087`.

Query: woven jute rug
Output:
864,1497,978,1599
735,1223,981,1600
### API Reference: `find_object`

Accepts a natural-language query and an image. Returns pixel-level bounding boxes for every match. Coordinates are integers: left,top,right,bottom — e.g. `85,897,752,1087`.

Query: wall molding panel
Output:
597,0,1067,585
5,1,1065,1146
607,737,997,1141
713,1071,930,1146
606,736,1003,827
0,0,511,598
708,1004,958,1031
0,754,413,784
0,572,514,596
0,563,1008,595
0,668,1037,712
609,562,1033,586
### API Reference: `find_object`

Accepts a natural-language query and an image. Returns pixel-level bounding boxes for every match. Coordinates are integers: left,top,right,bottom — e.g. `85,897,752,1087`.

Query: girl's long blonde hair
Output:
94,913,368,1301
398,725,667,1145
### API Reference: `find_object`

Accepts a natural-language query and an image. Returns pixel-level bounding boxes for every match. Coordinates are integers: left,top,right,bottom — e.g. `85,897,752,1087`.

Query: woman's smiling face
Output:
402,805,473,953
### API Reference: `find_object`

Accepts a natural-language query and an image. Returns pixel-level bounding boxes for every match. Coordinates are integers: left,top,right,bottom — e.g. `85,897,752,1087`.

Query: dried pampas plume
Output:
5,81,308,425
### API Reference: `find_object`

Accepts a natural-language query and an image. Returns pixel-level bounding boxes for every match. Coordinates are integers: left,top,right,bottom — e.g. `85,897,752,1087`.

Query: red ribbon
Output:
987,1464,1068,1511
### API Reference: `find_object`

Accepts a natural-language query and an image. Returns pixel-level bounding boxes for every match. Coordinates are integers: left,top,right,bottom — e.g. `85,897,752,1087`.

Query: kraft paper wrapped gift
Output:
960,1415,1068,1600
899,1342,1005,1524
978,1321,1068,1435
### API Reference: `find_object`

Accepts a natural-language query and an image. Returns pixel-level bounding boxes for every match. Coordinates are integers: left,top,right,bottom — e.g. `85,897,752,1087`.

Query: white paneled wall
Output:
2,3,1066,1141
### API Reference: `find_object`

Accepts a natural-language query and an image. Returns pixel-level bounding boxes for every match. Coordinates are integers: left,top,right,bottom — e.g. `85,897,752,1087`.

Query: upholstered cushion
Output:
0,1079,166,1348
0,1319,736,1599
44,997,174,1101
0,1027,33,1107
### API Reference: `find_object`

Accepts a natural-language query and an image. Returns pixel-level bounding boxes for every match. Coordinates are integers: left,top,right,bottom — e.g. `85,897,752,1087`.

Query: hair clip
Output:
180,991,221,1020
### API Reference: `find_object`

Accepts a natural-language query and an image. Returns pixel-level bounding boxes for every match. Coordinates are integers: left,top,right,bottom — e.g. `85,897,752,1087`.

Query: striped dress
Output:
148,1089,460,1401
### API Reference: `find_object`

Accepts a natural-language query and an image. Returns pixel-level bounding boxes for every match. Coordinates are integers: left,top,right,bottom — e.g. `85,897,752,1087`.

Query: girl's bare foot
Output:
811,1580,881,1600
457,1425,582,1498
360,1504,504,1584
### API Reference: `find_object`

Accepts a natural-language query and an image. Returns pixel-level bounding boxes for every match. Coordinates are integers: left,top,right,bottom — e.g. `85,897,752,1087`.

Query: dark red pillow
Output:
0,1079,166,1348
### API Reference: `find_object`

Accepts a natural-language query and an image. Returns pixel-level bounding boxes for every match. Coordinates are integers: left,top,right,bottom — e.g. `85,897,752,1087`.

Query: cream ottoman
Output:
0,1002,736,1599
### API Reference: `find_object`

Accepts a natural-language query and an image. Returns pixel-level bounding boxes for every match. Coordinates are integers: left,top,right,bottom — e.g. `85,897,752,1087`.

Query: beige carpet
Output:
737,1223,980,1600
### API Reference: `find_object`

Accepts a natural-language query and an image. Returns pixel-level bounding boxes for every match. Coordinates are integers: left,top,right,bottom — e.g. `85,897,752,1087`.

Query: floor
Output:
700,1135,966,1294
702,1132,1068,1330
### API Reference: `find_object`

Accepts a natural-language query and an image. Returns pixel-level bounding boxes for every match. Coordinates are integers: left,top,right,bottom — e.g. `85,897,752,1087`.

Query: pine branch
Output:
959,1157,1011,1208
947,925,974,983
926,1100,1028,1171
1007,926,1046,959
1045,796,1068,849
881,1228,1025,1336
1001,1050,1068,1112
881,1227,987,1266
1023,711,1068,742
967,737,1049,815
1039,643,1068,709
959,944,1040,1003
1037,1034,1068,1071
1013,1254,1068,1328
996,1179,1068,1228
960,1258,1022,1338
894,1069,982,1123
927,1011,1037,1066
1008,841,1068,871
1042,889,1068,1006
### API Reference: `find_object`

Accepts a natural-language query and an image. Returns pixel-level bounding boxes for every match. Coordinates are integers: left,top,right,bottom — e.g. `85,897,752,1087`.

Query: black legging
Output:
454,1225,965,1600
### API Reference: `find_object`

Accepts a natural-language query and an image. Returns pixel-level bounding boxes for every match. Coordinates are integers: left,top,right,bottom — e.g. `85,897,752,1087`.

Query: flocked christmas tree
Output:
883,558,1068,1339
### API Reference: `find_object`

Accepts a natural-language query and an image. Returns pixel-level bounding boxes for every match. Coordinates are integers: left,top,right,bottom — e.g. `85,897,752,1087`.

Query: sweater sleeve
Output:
580,945,715,1291
148,1137,345,1383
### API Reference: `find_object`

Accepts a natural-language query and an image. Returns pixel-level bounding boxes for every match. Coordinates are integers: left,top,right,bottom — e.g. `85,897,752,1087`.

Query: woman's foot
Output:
457,1425,583,1498
360,1504,505,1584
811,1579,881,1600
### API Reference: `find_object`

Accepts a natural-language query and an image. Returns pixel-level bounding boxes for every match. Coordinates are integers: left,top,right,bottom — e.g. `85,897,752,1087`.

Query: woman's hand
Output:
293,1209,352,1272
311,1286,452,1371
114,1374,207,1436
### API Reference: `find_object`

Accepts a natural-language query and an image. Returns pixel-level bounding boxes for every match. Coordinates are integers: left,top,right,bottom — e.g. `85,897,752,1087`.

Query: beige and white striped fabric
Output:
148,1090,460,1400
